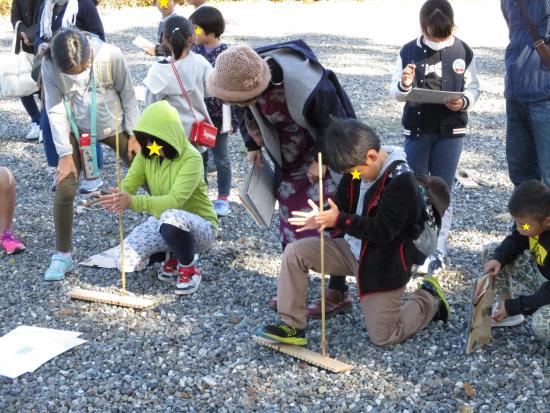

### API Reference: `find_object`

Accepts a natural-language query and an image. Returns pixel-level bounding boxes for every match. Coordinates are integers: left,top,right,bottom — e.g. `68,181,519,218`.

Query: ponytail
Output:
163,15,194,60
51,28,91,73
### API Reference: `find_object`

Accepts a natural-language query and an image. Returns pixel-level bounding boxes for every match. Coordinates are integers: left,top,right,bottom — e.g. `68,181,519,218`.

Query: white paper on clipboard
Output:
221,104,231,133
405,88,464,105
132,36,155,51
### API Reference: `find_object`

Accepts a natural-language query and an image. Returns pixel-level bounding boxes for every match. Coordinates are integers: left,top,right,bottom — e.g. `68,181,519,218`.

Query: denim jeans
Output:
202,131,231,198
404,133,464,256
41,109,104,169
506,99,550,188
20,94,40,124
404,133,464,190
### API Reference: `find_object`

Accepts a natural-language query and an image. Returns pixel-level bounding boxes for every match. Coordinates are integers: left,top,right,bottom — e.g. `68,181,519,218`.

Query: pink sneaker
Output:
1,230,25,255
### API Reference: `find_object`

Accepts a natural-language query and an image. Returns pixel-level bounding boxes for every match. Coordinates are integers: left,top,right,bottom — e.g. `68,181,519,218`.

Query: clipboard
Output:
239,156,276,229
221,104,231,134
132,36,155,51
465,273,495,354
405,88,465,105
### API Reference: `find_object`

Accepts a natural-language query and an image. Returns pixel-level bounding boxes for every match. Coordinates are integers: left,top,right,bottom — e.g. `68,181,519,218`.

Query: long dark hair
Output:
134,131,178,160
163,15,194,60
51,28,91,73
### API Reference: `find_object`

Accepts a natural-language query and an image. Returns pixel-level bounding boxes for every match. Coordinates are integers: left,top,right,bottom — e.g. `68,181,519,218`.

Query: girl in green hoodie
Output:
100,101,218,295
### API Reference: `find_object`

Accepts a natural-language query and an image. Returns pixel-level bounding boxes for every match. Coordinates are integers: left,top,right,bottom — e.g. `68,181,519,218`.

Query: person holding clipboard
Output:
207,42,357,318
390,0,480,275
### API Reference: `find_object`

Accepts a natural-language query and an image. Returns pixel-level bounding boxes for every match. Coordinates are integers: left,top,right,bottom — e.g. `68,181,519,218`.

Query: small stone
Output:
464,383,475,398
532,369,543,379
318,386,327,394
202,376,217,387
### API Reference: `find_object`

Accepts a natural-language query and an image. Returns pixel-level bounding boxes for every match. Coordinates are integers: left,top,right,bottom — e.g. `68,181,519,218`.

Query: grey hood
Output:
377,146,408,179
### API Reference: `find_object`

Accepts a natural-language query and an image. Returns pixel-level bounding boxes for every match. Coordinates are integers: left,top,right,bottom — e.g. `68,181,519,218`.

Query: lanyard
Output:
62,68,99,178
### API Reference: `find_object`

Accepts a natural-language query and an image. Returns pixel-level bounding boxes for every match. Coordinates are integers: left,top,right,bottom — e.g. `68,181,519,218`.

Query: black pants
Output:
159,224,195,266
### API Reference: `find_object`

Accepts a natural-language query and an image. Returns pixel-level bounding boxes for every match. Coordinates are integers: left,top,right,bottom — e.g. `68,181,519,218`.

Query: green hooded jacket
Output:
121,101,218,230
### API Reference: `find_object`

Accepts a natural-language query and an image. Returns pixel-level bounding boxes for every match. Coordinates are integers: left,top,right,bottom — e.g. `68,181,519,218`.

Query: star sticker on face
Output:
158,0,169,8
146,141,163,156
351,169,362,180
522,223,531,231
194,26,203,36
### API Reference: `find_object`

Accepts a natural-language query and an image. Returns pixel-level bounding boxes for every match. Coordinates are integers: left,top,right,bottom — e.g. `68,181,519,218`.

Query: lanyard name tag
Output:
62,70,99,179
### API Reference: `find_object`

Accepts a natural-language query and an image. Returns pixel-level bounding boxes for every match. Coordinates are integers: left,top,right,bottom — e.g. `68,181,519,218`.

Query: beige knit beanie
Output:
207,45,271,103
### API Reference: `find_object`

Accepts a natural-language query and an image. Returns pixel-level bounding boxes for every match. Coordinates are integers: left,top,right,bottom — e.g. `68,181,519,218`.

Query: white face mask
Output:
423,36,454,51
66,67,91,85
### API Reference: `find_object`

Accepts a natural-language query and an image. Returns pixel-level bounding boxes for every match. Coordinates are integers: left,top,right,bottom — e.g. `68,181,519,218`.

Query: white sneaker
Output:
25,123,40,140
491,307,525,328
38,130,43,143
415,253,445,275
214,199,231,216
174,265,202,295
78,177,103,194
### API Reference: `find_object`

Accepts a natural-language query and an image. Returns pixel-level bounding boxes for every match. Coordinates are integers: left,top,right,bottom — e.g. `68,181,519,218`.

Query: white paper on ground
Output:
80,247,117,269
132,36,155,50
0,326,86,379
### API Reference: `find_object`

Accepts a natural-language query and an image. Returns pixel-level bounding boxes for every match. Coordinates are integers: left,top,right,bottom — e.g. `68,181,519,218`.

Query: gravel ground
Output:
0,1,548,412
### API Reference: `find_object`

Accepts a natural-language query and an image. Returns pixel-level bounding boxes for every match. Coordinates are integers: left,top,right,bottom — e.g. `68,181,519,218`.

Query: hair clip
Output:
172,27,180,34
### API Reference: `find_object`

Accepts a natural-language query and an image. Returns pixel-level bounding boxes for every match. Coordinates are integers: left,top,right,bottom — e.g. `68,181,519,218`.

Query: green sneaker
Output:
257,323,308,346
419,276,450,323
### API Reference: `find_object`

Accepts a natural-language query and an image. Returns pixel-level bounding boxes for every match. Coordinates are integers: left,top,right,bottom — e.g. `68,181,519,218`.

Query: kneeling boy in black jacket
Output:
483,180,550,342
257,119,450,346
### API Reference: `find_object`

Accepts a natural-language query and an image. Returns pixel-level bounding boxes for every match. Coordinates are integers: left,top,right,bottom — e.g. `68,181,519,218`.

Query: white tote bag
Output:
0,22,39,98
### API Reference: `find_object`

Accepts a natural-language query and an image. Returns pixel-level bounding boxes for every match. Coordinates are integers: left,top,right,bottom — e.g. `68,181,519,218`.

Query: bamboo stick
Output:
318,152,326,357
115,104,126,292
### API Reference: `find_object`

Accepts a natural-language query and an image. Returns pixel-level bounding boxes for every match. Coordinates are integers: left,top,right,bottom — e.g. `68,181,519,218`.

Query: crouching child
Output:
257,118,450,346
482,180,550,342
99,101,218,296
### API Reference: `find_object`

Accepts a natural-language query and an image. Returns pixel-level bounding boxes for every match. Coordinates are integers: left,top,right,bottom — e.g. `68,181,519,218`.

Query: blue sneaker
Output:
214,200,231,216
44,253,74,281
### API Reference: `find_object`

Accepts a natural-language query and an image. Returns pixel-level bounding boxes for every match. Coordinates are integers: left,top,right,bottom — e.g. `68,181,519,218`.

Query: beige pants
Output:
277,237,438,346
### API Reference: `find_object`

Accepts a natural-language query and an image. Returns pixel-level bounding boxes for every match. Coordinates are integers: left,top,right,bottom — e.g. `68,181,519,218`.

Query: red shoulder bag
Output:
169,59,218,148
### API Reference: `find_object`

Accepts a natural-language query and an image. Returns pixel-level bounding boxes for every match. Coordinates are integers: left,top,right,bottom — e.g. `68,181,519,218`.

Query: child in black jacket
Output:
483,180,550,342
257,119,450,346
145,0,178,58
